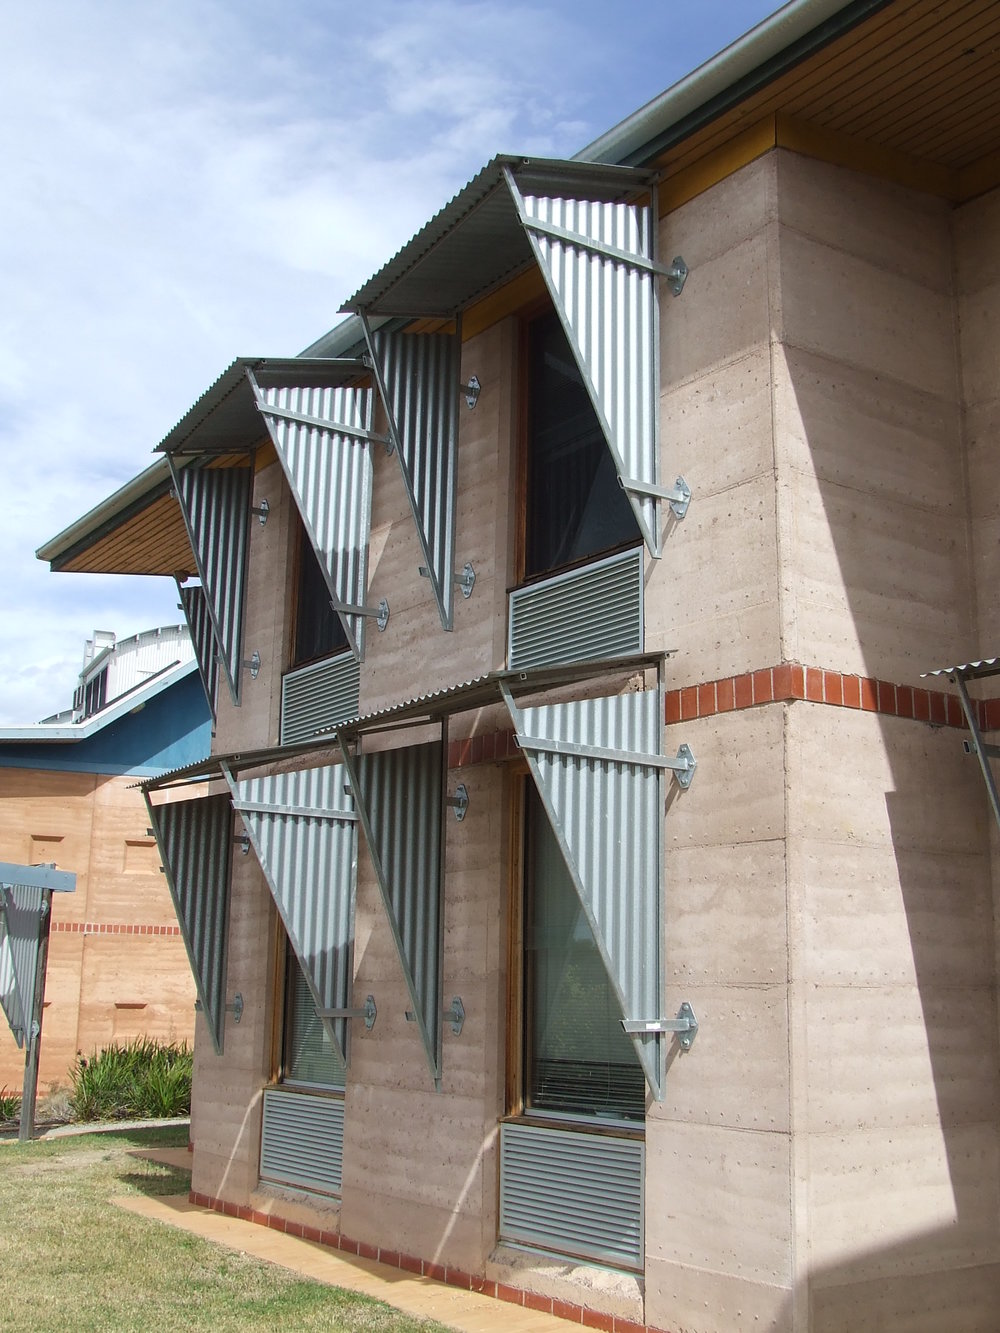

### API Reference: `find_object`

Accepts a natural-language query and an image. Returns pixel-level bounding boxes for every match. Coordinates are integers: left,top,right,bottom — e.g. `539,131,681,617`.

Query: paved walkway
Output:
117,1148,577,1333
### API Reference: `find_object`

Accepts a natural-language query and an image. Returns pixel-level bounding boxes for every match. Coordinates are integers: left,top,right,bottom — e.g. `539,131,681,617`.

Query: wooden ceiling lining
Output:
59,493,191,576
656,0,1000,185
805,5,997,124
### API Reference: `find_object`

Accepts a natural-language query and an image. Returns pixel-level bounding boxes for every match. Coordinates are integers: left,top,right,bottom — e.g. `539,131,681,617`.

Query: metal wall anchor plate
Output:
461,376,480,409
251,498,269,525
406,996,466,1036
317,994,377,1030
446,784,469,821
622,1001,698,1049
243,651,261,679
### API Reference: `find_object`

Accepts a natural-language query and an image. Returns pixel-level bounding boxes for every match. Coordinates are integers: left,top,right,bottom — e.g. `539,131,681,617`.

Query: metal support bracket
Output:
406,996,465,1036
334,598,390,632
964,739,1000,759
419,563,475,598
622,1001,698,1050
195,992,244,1024
621,474,691,520
234,833,251,855
243,651,261,679
665,743,697,789
664,255,688,297
446,784,469,821
316,994,377,1030
251,498,270,525
460,376,480,409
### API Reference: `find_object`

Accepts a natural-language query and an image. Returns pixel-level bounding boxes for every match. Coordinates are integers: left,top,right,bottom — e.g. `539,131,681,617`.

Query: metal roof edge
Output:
37,456,175,566
0,658,199,743
574,0,893,167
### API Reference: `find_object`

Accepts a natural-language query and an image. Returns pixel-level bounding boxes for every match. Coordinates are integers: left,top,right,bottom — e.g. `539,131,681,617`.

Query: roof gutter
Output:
575,0,896,167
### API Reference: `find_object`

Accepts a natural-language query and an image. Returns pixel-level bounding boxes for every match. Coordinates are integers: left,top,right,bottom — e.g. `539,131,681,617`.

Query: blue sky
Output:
1,0,782,724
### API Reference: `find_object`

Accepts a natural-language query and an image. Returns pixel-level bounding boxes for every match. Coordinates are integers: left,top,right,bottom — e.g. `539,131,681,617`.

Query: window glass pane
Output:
292,524,348,667
525,311,640,579
282,947,346,1090
523,787,645,1122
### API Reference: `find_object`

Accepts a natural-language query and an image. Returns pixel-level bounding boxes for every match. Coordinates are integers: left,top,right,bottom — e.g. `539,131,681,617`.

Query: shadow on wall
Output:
772,240,1000,1327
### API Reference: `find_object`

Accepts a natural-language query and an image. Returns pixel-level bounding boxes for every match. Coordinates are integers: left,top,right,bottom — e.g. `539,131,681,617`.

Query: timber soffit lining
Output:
642,0,1000,194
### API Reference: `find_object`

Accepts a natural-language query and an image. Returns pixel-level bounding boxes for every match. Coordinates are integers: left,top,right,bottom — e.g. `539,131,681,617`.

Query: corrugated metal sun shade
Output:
0,865,76,1050
177,579,219,719
145,793,233,1055
363,325,461,632
501,682,666,1099
246,361,377,660
227,763,358,1066
340,738,446,1090
171,464,253,707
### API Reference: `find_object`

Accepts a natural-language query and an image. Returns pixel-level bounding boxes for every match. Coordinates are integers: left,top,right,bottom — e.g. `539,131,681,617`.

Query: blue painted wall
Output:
0,670,212,778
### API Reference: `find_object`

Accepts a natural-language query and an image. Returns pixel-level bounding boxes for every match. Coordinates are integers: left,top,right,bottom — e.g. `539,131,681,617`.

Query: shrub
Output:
70,1038,192,1122
0,1087,20,1122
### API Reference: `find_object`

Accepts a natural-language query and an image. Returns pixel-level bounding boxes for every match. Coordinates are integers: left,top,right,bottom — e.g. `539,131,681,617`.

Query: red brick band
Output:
188,1188,657,1333
664,663,984,727
444,664,988,769
50,921,181,936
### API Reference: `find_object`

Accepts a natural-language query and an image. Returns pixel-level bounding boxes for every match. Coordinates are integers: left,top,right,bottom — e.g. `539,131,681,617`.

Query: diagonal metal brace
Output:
621,475,692,520
622,1001,698,1050
419,563,475,598
333,598,390,632
195,992,244,1025
316,994,377,1030
406,996,465,1036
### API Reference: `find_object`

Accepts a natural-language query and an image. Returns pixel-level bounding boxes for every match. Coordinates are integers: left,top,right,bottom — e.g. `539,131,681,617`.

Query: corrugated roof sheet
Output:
140,653,666,791
342,155,656,319
922,659,1000,680
157,357,370,456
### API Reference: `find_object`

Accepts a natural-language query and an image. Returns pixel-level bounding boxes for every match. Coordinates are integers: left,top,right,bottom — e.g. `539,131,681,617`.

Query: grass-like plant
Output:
70,1038,192,1122
0,1087,20,1121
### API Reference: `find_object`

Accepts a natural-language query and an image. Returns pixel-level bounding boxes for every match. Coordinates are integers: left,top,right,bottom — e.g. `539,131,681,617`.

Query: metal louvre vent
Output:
281,652,361,744
508,547,643,670
499,1122,644,1270
260,1087,344,1197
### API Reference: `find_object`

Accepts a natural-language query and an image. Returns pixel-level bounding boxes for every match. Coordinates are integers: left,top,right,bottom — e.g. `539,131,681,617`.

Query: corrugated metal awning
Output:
500,683,667,1099
139,653,668,792
345,158,666,557
342,156,655,318
156,358,369,457
144,793,233,1055
921,659,1000,680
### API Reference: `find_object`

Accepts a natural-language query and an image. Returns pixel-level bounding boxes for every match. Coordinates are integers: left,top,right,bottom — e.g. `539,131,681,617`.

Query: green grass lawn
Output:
0,1126,450,1333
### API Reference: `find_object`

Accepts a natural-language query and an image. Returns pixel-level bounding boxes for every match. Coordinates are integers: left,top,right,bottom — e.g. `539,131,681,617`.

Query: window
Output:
520,782,645,1124
290,520,348,669
522,310,640,582
281,945,346,1091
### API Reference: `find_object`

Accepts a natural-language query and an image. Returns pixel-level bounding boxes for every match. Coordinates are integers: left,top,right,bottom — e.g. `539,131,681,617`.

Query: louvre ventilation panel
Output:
260,1088,344,1196
177,580,218,719
229,763,357,1065
145,793,233,1055
508,547,643,670
175,466,253,705
500,1122,644,1270
253,378,374,660
280,652,361,744
515,188,660,557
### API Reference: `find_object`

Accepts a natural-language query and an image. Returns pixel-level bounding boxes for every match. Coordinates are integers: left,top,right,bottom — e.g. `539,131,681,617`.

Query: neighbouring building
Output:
0,626,211,1092
35,1,1000,1328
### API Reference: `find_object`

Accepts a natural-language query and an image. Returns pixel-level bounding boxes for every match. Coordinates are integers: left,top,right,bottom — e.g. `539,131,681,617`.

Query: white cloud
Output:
0,0,779,724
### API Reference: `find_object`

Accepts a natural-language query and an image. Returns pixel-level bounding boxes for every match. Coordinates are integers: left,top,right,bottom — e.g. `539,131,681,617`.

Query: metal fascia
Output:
575,0,895,167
